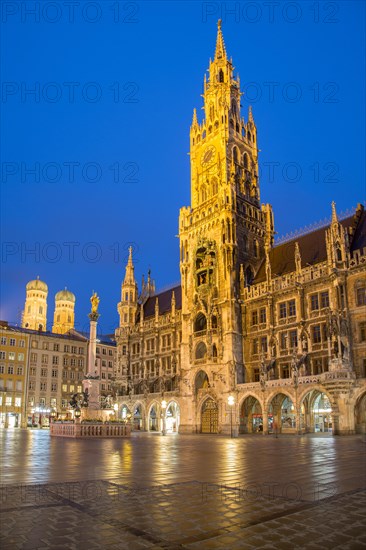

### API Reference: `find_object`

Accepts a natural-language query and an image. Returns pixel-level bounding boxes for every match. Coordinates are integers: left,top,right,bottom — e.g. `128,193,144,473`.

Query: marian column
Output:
83,292,101,410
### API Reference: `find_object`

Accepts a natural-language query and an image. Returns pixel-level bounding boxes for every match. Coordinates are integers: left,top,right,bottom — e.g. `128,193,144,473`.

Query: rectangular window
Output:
260,336,267,353
282,364,290,379
15,397,21,407
357,287,366,306
51,383,57,392
78,359,84,367
69,384,75,392
53,344,59,351
42,342,48,350
0,365,4,374
7,366,14,374
101,372,106,379
288,300,296,317
360,322,366,342
71,346,77,354
254,368,260,382
279,302,287,319
9,338,16,346
39,398,46,406
64,345,70,353
70,371,75,379
6,396,12,406
79,347,84,354
17,366,23,375
62,384,68,392
251,310,258,326
102,348,106,355
62,399,68,408
77,385,82,393
29,381,35,390
312,325,321,344
52,369,58,378
52,356,59,365
50,398,57,407
310,294,319,311
18,353,24,361
289,330,298,349
41,354,48,364
40,382,47,391
8,352,15,361
260,308,266,324
320,291,329,309
71,358,76,367
15,381,21,391
63,357,68,366
41,368,47,377
280,332,287,350
0,337,6,345
19,339,25,348
30,352,37,362
0,351,5,360
30,367,36,376
108,349,113,356
252,339,258,355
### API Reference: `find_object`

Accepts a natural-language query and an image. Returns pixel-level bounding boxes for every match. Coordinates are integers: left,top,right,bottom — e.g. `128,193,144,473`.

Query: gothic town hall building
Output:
113,23,366,436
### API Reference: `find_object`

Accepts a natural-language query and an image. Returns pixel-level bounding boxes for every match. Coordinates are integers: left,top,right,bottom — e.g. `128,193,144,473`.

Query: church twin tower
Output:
22,277,75,334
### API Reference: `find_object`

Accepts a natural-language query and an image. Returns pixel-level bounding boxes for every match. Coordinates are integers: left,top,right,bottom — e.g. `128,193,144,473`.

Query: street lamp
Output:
113,403,118,420
50,409,57,423
228,395,235,438
74,408,81,422
161,399,167,436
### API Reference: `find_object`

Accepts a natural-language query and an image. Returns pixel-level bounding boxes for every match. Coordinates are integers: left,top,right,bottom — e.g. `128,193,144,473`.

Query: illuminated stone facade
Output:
113,22,366,436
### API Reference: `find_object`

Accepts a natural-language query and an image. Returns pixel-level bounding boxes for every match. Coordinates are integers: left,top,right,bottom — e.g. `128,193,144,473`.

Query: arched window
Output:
212,344,218,358
243,153,249,169
218,69,224,82
254,239,259,258
195,342,207,360
39,306,43,314
201,186,207,203
245,266,254,287
233,146,239,163
211,177,218,195
243,235,248,252
236,123,240,133
336,246,342,262
231,99,237,115
194,313,207,333
211,315,218,329
68,315,71,323
57,314,60,322
247,131,252,141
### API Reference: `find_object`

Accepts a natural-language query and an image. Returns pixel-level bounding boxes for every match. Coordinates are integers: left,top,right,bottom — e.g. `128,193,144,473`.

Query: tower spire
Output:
124,246,135,285
214,19,227,60
331,201,338,223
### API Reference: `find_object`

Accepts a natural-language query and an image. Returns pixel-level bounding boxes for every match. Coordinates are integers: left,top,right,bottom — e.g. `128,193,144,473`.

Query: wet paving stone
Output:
1,430,366,548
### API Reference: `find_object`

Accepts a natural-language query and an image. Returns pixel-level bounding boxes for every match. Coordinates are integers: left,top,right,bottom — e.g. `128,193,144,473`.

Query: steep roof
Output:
254,209,365,283
142,285,182,318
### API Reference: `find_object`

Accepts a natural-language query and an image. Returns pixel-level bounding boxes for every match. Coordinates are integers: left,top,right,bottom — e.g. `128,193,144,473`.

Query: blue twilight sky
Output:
1,0,365,333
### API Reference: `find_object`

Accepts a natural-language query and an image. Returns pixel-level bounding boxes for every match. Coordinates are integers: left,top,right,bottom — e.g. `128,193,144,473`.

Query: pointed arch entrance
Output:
165,401,180,433
133,404,143,430
355,392,366,434
148,404,159,431
201,398,218,433
240,396,263,433
268,393,296,433
300,390,333,433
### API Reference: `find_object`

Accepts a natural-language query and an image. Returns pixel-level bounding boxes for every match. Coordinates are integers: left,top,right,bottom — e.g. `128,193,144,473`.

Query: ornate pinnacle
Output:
214,19,227,60
331,201,338,223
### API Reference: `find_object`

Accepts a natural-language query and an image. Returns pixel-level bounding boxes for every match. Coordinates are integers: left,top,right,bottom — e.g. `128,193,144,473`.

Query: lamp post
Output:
161,399,167,435
228,395,235,438
113,402,118,420
74,408,81,423
50,408,57,423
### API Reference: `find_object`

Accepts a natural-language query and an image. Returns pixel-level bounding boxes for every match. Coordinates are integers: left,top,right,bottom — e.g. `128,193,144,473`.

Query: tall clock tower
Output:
178,21,273,432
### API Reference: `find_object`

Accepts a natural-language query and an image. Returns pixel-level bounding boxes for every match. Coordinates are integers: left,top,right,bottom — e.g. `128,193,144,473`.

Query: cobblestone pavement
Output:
1,430,366,549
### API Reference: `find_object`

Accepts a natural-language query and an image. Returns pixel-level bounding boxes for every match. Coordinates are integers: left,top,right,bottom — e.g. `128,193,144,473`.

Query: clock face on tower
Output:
201,145,216,166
